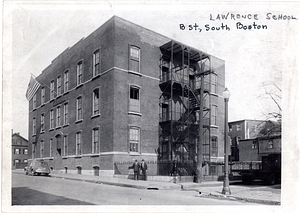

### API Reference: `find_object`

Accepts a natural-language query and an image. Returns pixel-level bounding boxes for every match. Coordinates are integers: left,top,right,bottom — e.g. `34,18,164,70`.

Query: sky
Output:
4,1,299,139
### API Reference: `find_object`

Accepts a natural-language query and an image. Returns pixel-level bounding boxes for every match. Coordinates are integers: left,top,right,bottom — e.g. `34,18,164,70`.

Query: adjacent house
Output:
12,132,28,169
229,119,281,161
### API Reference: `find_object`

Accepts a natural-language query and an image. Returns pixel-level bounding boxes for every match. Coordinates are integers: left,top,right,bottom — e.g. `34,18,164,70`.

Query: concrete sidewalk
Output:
13,170,281,205
181,182,281,205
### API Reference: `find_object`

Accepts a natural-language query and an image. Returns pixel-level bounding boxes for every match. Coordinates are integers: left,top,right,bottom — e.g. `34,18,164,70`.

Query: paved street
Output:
12,172,249,205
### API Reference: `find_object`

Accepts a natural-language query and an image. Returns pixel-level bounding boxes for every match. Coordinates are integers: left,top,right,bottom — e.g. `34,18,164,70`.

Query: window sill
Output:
128,111,142,116
82,153,100,157
75,119,83,124
63,123,69,127
92,75,100,80
49,128,54,132
211,93,219,97
56,126,62,129
62,156,68,159
75,155,82,158
41,103,45,107
64,91,69,95
44,157,54,160
128,70,142,77
40,131,45,134
50,99,54,102
32,134,36,137
210,125,219,129
76,84,83,89
129,152,140,156
91,114,100,119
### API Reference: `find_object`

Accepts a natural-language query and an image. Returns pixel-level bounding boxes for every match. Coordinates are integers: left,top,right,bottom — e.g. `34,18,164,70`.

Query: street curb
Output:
198,191,281,205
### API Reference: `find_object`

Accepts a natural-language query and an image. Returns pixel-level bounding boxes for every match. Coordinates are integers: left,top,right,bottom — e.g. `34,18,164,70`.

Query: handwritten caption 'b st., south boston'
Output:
179,12,298,32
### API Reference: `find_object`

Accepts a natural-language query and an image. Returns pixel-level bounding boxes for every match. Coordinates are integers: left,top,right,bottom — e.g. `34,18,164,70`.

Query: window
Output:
77,61,83,86
41,87,45,105
32,144,36,158
56,106,61,127
64,103,69,125
23,159,28,163
64,71,69,92
210,165,217,175
50,109,54,129
268,140,273,149
33,94,37,109
129,46,140,72
237,124,241,131
63,135,68,156
93,89,100,116
129,86,140,113
57,76,61,96
236,136,241,145
50,138,53,157
252,141,257,149
50,80,55,100
229,124,233,132
76,97,83,121
92,128,100,154
93,50,100,76
76,132,82,155
211,74,218,94
40,113,45,132
40,140,44,158
14,159,20,165
32,117,36,135
211,136,218,157
23,149,28,155
129,127,140,153
14,148,20,155
211,105,217,126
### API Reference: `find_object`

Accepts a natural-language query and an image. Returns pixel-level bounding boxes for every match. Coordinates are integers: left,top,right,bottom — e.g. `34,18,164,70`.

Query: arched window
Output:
93,50,100,76
76,132,82,155
129,46,140,73
92,127,100,154
77,61,83,86
76,96,83,121
129,127,140,153
129,86,140,113
93,89,100,116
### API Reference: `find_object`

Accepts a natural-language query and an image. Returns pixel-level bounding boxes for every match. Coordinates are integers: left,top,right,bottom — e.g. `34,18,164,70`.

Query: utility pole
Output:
197,71,204,183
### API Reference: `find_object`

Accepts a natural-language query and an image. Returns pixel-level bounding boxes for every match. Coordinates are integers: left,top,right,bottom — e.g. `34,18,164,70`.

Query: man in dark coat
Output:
140,159,148,181
131,160,140,180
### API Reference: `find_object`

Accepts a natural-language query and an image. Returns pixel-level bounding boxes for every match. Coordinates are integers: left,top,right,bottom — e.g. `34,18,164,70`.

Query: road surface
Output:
12,172,249,205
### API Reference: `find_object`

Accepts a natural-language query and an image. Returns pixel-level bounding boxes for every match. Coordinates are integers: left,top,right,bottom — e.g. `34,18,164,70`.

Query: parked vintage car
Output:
24,159,50,176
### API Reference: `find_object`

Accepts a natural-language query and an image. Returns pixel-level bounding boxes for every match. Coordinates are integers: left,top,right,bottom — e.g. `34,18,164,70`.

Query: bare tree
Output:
260,70,282,121
258,70,282,136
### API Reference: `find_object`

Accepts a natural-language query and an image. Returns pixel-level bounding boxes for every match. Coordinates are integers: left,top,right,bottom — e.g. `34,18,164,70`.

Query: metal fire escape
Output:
158,40,212,176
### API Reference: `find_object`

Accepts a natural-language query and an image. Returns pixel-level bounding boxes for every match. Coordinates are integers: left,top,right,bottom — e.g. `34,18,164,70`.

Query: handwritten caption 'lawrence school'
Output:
179,12,297,32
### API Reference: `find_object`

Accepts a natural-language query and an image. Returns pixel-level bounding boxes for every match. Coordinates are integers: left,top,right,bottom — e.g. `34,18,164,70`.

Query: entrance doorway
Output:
54,134,63,170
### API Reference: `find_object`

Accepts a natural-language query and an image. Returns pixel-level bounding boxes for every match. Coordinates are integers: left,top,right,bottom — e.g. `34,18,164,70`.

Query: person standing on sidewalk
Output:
131,160,140,180
140,159,148,181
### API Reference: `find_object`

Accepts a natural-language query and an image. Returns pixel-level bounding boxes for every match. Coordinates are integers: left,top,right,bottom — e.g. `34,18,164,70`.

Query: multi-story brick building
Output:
12,132,28,169
27,16,226,177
